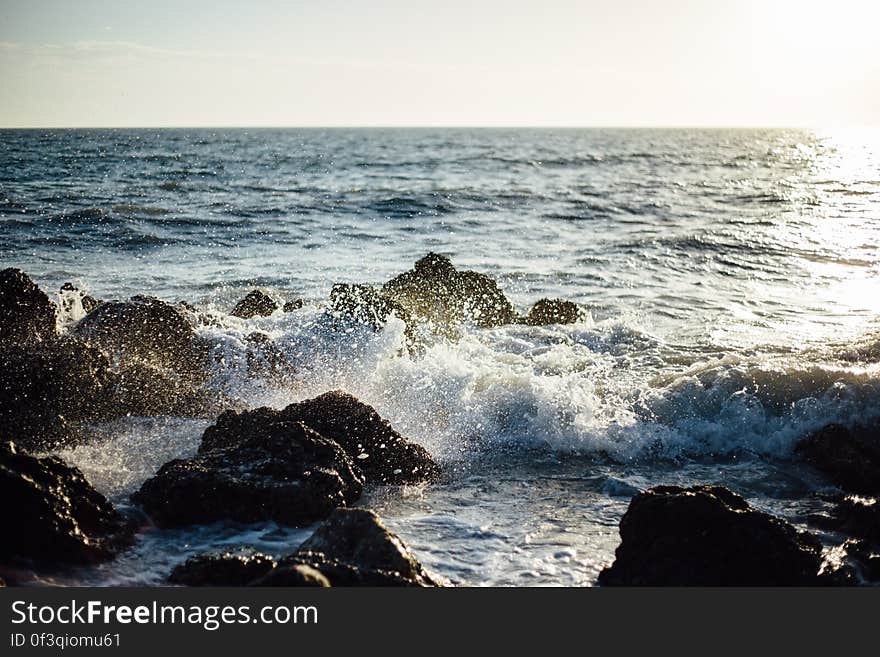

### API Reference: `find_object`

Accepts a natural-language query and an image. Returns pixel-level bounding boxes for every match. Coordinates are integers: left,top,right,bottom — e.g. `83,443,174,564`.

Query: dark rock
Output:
382,253,517,329
131,420,363,527
796,423,880,495
809,495,880,545
0,441,131,566
598,485,842,586
523,298,583,326
73,296,208,380
840,539,880,582
231,290,278,319
243,332,295,381
0,337,115,451
168,549,276,586
250,564,330,587
278,508,439,586
329,284,417,350
330,284,410,329
109,361,214,418
0,268,57,344
202,391,439,485
283,299,304,313
163,509,437,587
297,508,437,585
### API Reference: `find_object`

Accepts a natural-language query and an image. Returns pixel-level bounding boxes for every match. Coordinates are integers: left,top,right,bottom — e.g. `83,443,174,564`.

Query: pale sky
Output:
1,0,878,127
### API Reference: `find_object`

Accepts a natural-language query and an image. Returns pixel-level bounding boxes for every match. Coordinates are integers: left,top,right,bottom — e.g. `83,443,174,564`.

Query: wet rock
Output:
796,423,880,495
0,441,131,566
809,495,880,545
73,296,208,379
330,284,410,329
283,299,304,313
164,509,437,587
250,564,330,587
0,337,115,451
840,539,880,582
523,298,583,326
278,508,439,586
168,549,276,586
202,390,439,485
598,485,842,586
132,420,363,527
297,508,437,585
329,283,417,349
0,268,57,344
231,289,278,319
382,253,517,329
109,361,215,418
243,332,295,381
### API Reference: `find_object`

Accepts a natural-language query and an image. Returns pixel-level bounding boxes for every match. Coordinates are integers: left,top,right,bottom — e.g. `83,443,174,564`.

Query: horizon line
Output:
0,124,863,131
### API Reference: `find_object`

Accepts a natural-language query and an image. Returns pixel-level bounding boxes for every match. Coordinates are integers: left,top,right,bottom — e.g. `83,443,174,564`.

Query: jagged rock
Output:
168,549,276,586
283,508,438,587
202,391,439,485
0,268,57,344
132,420,363,527
382,253,516,329
796,423,880,495
231,290,278,319
0,441,131,566
598,485,844,586
283,299,303,313
523,298,583,325
0,337,115,451
73,296,208,380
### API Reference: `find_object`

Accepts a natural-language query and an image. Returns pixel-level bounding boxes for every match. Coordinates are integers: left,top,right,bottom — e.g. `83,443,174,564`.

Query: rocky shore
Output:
2,257,879,586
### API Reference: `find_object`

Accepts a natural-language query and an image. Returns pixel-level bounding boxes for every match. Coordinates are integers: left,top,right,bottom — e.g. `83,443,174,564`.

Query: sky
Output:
1,0,879,127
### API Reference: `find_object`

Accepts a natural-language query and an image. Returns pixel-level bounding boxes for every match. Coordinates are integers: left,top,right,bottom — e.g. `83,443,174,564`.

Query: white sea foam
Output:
177,305,880,465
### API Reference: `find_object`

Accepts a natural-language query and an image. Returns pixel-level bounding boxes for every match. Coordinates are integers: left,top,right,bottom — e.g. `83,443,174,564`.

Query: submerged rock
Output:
598,485,842,586
168,549,276,586
132,420,363,527
73,295,208,379
202,390,439,485
796,423,880,495
0,337,115,451
523,298,583,326
231,289,278,319
381,253,517,330
0,268,57,345
283,299,304,313
0,441,131,566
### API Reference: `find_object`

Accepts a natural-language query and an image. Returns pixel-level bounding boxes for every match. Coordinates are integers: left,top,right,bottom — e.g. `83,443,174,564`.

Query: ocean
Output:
2,127,879,585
